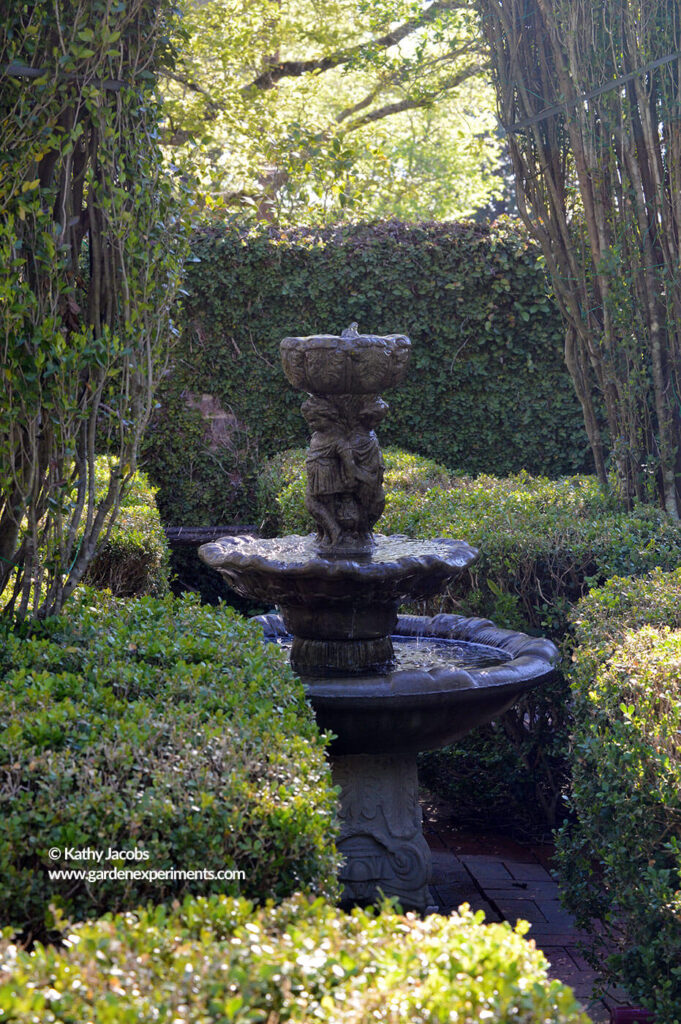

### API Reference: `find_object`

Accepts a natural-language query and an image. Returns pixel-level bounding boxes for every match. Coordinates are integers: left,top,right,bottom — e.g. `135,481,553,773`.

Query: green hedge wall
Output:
144,219,592,526
0,592,339,939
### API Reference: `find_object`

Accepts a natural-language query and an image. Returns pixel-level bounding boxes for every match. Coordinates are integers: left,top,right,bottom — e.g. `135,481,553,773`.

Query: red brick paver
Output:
422,803,632,1023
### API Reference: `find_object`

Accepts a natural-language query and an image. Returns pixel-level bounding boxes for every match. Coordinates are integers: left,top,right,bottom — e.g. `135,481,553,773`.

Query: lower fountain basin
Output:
259,611,559,755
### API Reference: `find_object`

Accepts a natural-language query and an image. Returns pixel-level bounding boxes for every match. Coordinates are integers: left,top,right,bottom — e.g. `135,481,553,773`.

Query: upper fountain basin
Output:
198,533,478,609
280,329,411,394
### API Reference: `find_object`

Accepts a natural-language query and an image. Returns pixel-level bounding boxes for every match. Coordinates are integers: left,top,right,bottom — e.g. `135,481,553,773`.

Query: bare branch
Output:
2,61,126,90
162,69,220,114
336,83,384,124
241,0,469,93
342,64,486,132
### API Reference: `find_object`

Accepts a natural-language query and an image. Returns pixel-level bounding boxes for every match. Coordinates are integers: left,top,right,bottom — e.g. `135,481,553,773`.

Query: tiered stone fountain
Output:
200,325,558,911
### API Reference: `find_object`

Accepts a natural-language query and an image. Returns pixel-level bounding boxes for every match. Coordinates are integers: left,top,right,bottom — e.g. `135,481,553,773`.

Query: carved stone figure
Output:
290,327,402,552
303,396,359,547
351,396,387,532
302,391,388,551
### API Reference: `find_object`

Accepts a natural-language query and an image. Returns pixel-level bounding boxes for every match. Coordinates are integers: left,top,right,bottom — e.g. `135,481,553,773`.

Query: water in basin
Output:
269,633,511,673
391,635,511,671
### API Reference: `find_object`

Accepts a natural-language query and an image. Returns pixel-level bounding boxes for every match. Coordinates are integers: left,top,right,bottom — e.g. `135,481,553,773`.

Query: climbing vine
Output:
144,218,593,527
0,0,188,618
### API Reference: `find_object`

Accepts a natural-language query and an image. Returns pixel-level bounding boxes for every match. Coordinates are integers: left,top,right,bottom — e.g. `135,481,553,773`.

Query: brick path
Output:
422,800,633,1023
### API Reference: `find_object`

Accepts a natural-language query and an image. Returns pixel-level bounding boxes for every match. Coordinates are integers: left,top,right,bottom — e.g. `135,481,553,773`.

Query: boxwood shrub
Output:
82,459,171,598
0,591,339,938
556,569,681,1020
0,894,590,1023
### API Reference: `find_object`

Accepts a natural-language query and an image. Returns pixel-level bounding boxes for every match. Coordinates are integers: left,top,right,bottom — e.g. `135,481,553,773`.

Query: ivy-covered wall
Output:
144,219,592,526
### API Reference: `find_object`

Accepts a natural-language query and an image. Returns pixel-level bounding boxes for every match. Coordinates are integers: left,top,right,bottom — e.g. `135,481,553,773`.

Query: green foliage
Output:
83,459,171,597
145,219,591,526
161,0,502,224
558,571,681,1019
0,591,339,938
0,893,590,1022
0,1,189,619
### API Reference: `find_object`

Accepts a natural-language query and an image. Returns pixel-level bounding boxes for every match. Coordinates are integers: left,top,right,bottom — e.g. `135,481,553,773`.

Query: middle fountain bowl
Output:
198,532,479,676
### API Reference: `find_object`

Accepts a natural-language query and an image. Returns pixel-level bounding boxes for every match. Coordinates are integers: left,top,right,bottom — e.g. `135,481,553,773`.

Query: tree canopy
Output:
161,0,504,224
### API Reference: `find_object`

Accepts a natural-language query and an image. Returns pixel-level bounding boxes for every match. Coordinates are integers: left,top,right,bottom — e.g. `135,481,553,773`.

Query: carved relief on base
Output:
332,753,432,911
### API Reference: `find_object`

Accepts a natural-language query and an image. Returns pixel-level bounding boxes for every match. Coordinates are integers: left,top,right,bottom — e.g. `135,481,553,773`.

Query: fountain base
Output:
332,753,432,912
258,610,559,910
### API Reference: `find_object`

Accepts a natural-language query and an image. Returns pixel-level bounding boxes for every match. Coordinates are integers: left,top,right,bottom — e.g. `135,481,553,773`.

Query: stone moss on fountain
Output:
199,324,559,912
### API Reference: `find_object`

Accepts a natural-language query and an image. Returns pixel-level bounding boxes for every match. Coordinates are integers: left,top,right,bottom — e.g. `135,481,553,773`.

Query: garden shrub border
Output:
557,569,681,1021
0,591,338,939
259,449,681,638
83,459,171,597
0,894,590,1023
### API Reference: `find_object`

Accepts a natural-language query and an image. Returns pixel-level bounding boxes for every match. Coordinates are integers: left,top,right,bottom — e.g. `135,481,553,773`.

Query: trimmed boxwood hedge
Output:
143,218,593,527
0,894,591,1023
556,569,681,1021
83,459,171,597
0,591,339,938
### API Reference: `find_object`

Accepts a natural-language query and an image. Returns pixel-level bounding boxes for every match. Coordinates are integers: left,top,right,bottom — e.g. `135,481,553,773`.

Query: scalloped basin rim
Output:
199,534,478,576
257,611,559,756
259,611,560,697
281,332,411,349
304,657,556,702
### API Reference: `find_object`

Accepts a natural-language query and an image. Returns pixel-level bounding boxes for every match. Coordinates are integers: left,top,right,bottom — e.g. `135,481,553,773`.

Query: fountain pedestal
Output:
256,610,559,910
333,754,432,912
